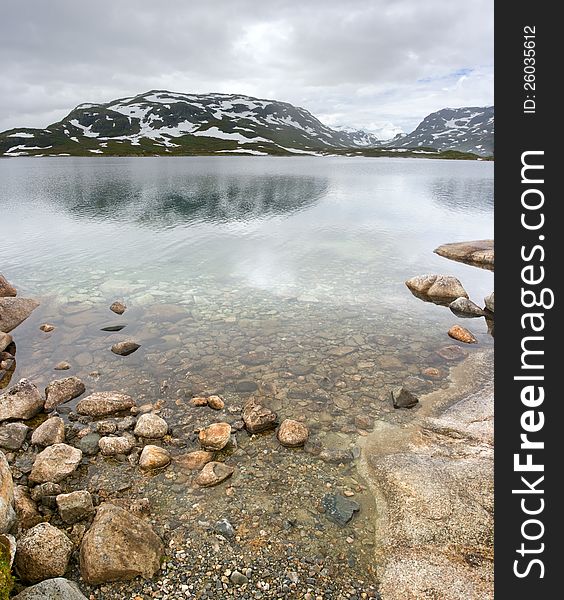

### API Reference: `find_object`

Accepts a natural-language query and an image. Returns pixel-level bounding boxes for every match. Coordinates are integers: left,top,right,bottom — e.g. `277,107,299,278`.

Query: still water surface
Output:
0,156,493,588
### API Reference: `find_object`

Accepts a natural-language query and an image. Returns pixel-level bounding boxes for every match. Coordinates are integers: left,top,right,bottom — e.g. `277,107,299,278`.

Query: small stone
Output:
56,490,94,523
277,419,309,447
436,345,469,361
422,367,441,378
242,398,278,434
175,450,214,471
13,485,43,530
190,396,208,407
321,493,360,526
207,395,225,410
39,323,55,332
230,570,248,585
77,432,101,456
45,376,85,411
449,297,486,318
139,445,171,470
98,435,135,456
110,301,126,315
194,462,234,487
31,417,65,446
0,379,44,422
214,518,235,538
100,324,126,332
96,421,117,435
54,361,71,371
391,387,419,409
111,341,140,356
30,482,63,503
76,391,135,417
354,414,373,430
134,413,168,438
14,522,73,583
448,325,478,344
0,422,29,450
199,423,231,451
29,444,82,484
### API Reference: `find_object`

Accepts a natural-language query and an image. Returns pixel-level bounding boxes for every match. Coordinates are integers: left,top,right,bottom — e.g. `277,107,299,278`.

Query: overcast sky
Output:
1,0,493,139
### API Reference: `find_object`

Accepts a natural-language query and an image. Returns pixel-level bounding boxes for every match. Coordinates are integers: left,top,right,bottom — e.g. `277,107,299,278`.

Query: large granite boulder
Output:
79,503,164,584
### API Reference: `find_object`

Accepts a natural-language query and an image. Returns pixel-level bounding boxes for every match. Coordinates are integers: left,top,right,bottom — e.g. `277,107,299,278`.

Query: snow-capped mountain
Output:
0,92,494,157
0,90,377,157
384,106,494,156
332,126,380,147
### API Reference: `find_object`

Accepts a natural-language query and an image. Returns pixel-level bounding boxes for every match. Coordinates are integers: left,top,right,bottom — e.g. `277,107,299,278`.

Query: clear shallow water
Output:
0,156,493,588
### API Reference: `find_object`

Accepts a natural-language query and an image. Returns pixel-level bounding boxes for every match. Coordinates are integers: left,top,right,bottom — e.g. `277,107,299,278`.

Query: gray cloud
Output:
0,0,493,137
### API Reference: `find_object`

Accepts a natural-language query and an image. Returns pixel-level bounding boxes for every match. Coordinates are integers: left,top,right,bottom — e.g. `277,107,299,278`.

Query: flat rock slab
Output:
321,493,360,526
434,239,494,271
0,297,40,333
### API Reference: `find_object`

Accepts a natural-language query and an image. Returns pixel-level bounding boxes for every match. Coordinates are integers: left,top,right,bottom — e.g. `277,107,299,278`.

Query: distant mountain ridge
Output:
384,106,494,156
0,91,493,157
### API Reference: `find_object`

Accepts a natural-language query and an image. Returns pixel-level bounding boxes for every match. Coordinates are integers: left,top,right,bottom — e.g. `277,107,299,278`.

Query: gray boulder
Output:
13,578,88,600
0,379,44,422
449,297,486,318
0,298,40,333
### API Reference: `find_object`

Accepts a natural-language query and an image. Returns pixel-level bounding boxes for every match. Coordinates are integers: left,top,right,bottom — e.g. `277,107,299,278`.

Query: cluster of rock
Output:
405,240,494,347
0,275,40,390
0,363,310,594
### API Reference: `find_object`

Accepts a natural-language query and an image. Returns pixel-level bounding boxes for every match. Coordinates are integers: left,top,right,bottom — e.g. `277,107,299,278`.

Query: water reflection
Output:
51,174,329,228
429,178,493,213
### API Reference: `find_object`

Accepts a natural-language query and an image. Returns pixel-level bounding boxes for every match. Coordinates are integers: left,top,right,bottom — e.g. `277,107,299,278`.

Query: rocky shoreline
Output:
0,239,493,600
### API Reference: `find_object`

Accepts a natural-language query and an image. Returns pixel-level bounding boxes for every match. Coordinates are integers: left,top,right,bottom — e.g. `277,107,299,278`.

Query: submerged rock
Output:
175,450,214,471
391,387,419,409
198,423,231,451
54,361,71,371
0,297,40,333
79,503,164,584
242,398,278,434
449,297,486,318
44,376,86,411
0,379,44,422
111,341,140,356
448,325,477,344
405,275,468,304
434,239,494,270
39,323,55,332
14,522,73,583
277,419,309,447
321,493,360,526
29,444,82,484
194,461,234,487
76,391,135,417
436,345,469,361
